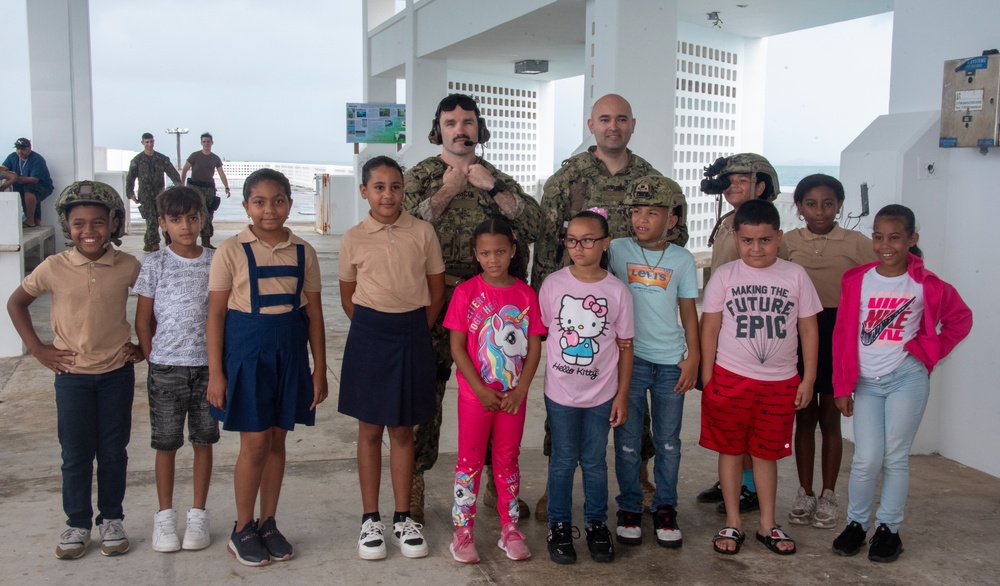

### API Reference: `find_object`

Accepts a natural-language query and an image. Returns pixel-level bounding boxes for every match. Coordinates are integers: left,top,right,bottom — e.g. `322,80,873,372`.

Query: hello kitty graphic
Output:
557,294,609,366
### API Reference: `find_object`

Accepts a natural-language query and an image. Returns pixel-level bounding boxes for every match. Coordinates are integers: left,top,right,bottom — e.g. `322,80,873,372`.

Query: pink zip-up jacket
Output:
832,254,973,397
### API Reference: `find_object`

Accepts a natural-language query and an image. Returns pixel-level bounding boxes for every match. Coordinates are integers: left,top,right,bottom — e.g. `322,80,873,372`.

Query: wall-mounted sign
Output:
347,103,406,144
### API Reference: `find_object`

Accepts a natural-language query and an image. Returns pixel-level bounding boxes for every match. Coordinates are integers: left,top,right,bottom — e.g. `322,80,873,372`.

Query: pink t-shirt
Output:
703,258,822,380
443,275,546,396
539,268,635,408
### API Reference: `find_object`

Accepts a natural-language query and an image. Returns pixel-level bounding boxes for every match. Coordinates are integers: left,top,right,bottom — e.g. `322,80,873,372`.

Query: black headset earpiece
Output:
428,116,442,145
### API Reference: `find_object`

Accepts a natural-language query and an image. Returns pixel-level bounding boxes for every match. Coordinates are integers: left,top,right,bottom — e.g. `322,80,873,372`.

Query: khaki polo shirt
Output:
208,227,322,314
338,211,445,313
779,224,878,307
21,247,141,374
710,216,740,271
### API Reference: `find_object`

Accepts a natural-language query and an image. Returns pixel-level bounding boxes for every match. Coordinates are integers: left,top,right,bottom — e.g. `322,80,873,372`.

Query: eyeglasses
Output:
563,236,606,249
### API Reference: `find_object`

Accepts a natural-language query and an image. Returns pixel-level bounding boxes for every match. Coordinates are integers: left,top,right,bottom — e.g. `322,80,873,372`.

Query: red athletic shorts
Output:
699,364,800,460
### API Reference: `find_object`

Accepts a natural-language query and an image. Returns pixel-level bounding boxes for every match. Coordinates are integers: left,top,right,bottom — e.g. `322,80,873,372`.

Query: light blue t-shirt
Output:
609,238,698,364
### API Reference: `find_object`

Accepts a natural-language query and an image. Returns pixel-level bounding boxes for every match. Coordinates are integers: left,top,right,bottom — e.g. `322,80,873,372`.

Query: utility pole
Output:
165,128,189,169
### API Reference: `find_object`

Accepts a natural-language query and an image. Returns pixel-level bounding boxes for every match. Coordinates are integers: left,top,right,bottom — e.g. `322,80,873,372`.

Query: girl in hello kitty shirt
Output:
538,209,634,565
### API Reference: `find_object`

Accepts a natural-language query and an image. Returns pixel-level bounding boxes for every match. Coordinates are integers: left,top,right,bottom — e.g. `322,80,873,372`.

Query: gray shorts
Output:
147,363,220,451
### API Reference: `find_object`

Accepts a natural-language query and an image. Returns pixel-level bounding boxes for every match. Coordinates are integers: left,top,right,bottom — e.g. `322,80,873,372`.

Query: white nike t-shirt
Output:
857,268,924,378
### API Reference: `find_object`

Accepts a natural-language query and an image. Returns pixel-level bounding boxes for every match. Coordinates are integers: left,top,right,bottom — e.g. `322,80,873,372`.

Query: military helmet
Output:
624,175,683,209
56,180,127,245
700,153,780,202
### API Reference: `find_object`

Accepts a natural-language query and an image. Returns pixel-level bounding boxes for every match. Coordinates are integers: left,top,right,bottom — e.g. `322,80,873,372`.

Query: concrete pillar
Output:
26,0,95,247
583,0,678,172
0,194,25,357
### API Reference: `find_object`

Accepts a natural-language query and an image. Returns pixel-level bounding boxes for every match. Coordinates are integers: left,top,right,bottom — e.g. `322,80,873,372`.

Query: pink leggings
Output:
452,387,527,527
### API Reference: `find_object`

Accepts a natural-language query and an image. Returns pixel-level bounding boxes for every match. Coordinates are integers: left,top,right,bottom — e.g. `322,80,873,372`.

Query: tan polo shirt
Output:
21,247,141,374
208,227,322,314
710,215,740,271
779,224,877,307
338,211,445,313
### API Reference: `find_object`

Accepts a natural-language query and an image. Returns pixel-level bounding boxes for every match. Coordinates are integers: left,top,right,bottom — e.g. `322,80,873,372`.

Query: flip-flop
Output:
757,526,797,555
712,526,744,555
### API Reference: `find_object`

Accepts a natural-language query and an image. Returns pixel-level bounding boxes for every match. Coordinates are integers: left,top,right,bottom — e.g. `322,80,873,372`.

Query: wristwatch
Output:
487,179,506,198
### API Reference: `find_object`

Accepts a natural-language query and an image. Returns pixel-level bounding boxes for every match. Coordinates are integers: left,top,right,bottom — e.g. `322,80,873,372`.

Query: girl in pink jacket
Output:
830,204,972,564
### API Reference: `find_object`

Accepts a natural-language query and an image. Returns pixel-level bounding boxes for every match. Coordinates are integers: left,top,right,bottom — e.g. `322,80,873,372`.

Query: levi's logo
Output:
626,263,672,289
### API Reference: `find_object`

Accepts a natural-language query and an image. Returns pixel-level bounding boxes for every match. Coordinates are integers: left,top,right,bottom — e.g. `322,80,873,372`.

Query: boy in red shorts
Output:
699,199,820,556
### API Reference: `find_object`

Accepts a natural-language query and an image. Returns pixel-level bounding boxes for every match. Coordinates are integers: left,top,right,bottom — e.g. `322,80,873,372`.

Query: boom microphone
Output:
464,140,475,146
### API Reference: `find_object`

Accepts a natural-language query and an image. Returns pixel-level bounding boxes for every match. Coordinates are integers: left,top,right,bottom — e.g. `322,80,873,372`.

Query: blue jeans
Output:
847,355,929,533
614,358,684,512
55,363,135,529
545,395,613,525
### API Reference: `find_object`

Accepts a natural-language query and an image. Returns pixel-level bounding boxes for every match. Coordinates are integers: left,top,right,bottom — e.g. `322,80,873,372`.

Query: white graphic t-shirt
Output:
857,268,925,378
134,247,214,366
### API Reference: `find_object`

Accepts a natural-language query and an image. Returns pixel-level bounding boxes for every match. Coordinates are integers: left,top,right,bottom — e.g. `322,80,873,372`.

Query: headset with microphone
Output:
427,93,491,146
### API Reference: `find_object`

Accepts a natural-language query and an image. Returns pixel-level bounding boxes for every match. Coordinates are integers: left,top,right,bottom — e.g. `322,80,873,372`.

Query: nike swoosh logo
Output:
860,296,916,346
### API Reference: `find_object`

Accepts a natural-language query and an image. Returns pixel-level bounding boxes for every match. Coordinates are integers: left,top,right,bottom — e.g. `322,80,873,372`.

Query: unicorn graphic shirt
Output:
444,275,546,395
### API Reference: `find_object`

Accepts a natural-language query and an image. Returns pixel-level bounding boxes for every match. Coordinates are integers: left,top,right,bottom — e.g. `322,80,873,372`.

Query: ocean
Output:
774,165,840,189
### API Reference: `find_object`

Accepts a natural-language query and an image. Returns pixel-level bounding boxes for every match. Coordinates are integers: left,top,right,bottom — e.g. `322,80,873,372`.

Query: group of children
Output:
5,154,971,569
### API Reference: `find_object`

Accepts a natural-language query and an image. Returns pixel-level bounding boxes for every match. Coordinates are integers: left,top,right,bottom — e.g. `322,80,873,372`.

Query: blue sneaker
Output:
228,520,270,567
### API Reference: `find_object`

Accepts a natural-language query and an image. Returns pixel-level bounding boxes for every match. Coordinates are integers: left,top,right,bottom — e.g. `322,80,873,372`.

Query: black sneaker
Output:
258,517,294,561
832,521,867,556
547,522,578,564
652,505,683,548
615,510,642,545
716,485,760,515
867,524,903,563
585,521,615,563
228,520,270,567
696,481,724,503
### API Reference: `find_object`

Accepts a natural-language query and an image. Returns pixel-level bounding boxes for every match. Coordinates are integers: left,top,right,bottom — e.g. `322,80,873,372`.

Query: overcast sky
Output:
3,1,891,167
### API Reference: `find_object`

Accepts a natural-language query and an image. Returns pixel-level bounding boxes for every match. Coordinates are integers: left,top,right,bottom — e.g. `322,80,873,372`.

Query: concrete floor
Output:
1,222,998,586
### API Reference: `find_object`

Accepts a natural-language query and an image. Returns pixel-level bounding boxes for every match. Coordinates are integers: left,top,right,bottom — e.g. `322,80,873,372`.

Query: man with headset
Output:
403,93,543,523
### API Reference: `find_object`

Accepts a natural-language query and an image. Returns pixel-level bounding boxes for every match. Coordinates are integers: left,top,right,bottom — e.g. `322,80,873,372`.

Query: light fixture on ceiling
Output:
707,11,723,28
515,60,548,74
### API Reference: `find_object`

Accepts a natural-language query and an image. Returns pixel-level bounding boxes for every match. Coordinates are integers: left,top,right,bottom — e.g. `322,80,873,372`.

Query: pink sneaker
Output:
498,522,531,561
450,526,479,564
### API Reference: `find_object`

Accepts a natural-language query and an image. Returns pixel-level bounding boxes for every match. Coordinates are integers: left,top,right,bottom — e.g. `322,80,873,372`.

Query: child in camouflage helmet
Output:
7,180,143,560
608,175,700,549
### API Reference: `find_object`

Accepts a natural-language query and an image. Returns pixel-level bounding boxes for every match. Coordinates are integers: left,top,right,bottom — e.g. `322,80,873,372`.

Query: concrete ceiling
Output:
430,0,893,81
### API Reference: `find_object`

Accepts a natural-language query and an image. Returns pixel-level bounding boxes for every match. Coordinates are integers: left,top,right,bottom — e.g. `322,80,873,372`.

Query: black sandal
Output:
712,527,745,555
757,526,796,555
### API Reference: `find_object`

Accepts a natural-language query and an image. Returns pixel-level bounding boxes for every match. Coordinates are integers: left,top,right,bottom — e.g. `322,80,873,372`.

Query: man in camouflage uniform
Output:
126,133,181,252
403,94,543,523
530,94,689,520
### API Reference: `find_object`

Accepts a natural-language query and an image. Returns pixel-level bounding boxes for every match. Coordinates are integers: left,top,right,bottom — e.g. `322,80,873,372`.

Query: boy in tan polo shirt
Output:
7,181,143,560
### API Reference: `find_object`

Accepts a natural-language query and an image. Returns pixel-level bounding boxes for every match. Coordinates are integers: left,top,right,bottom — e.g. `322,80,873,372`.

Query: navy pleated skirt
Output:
210,308,315,432
339,305,435,427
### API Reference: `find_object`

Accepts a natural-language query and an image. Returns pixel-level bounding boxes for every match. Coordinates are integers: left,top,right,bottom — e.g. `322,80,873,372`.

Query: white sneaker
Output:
392,517,429,558
788,487,817,525
152,509,181,552
358,518,387,560
183,508,211,550
98,519,130,556
55,527,91,559
813,489,839,529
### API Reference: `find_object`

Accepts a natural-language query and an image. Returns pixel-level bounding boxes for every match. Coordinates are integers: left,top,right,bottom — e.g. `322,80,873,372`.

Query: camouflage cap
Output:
624,174,683,208
56,180,127,244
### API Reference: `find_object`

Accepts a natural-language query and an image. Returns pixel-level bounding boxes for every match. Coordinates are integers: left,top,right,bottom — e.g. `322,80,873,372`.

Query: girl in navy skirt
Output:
206,168,328,567
339,156,445,561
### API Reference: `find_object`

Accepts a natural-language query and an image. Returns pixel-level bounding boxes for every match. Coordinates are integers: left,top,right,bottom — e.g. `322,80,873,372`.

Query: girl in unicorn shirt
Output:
443,218,544,563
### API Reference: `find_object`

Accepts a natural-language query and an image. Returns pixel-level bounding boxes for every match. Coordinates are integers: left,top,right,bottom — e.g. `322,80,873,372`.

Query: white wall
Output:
865,0,1000,476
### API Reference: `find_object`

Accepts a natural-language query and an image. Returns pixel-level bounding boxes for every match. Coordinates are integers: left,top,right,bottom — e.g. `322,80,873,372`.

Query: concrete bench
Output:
20,225,56,267
693,250,712,285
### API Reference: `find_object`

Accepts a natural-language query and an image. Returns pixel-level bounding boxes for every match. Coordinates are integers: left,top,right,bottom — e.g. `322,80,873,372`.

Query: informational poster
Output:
346,103,406,144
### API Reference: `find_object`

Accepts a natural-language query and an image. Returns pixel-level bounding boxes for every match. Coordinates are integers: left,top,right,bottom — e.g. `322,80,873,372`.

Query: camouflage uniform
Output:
531,147,690,462
125,151,181,246
403,156,543,474
530,147,689,290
